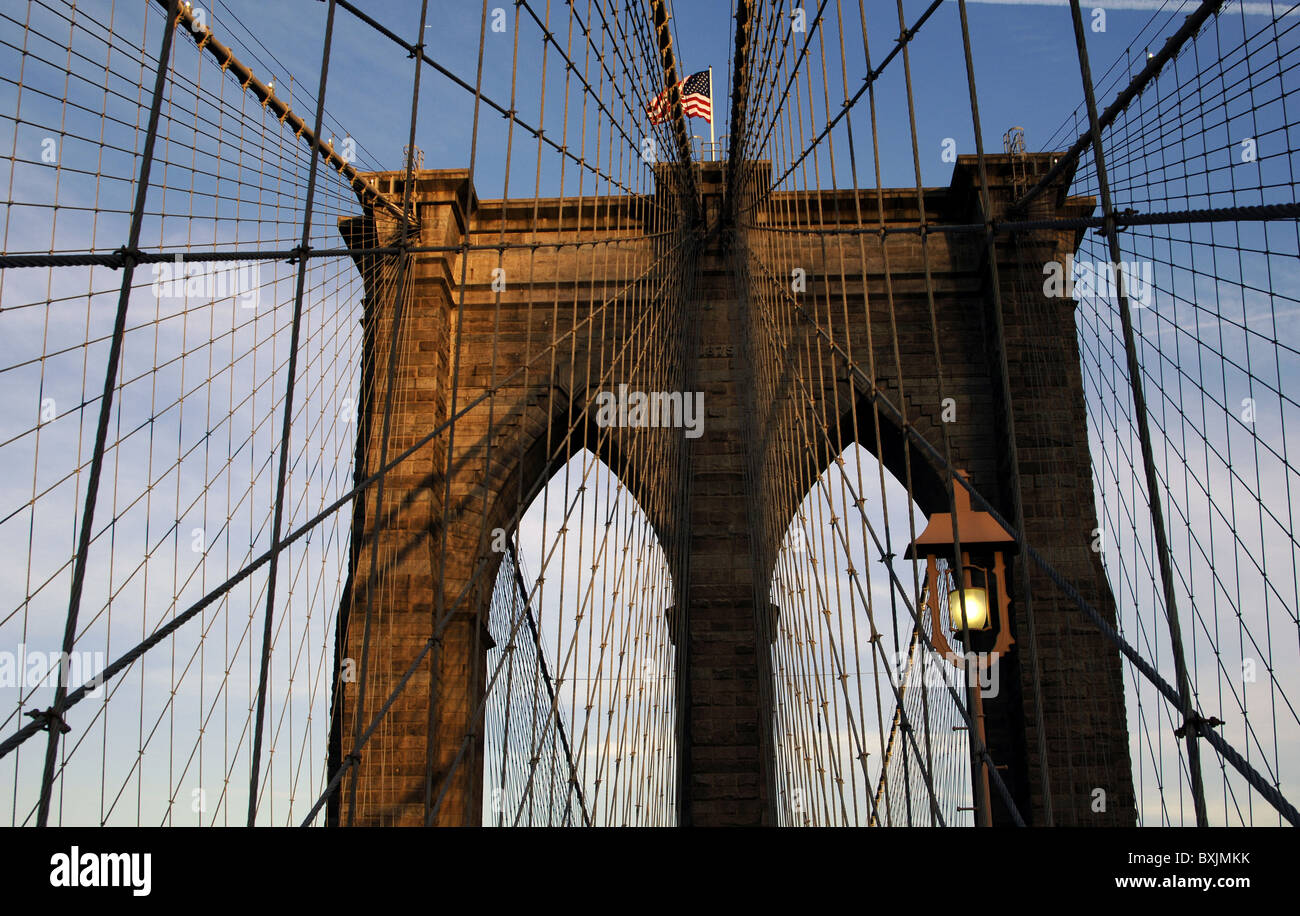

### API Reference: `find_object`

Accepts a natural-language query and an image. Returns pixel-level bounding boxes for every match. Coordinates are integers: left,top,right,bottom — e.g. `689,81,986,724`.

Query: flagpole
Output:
708,66,716,160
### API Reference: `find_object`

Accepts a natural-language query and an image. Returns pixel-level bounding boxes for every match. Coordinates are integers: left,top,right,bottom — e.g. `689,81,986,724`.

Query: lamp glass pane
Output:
948,586,989,631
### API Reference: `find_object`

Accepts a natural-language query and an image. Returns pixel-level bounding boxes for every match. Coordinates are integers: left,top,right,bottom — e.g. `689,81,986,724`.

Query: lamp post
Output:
906,471,1015,826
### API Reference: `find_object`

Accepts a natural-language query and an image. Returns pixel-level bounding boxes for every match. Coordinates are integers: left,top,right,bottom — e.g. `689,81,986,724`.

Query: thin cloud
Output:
961,0,1299,14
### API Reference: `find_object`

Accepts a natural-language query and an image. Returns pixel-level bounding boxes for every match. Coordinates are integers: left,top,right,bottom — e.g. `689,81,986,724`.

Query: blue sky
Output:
218,0,1268,195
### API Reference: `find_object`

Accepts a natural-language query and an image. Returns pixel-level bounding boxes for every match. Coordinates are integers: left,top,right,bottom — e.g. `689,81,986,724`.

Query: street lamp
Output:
905,470,1015,827
906,471,1014,663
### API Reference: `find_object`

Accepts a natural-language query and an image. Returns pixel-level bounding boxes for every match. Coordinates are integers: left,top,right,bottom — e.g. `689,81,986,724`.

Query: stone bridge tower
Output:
327,154,1136,828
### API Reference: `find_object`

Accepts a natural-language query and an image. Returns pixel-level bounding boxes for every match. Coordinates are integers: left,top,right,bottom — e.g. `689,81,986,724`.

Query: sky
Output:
192,0,1287,195
0,0,1297,826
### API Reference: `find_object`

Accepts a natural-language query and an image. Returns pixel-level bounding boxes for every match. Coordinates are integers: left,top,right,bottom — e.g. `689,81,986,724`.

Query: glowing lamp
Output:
904,471,1015,663
948,578,990,633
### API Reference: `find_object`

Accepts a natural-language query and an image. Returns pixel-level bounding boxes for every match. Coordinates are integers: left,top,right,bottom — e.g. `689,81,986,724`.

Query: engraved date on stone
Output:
700,345,735,358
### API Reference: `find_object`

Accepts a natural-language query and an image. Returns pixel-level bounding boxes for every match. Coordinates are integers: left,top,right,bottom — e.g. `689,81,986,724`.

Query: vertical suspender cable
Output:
953,0,1052,826
344,0,432,826
35,0,181,828
247,0,341,826
1064,0,1209,827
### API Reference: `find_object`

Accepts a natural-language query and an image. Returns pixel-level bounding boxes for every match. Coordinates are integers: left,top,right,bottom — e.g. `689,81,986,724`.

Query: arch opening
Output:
766,443,975,826
481,448,678,826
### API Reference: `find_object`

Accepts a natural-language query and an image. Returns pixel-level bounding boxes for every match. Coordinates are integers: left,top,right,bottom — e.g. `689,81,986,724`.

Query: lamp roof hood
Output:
904,472,1016,559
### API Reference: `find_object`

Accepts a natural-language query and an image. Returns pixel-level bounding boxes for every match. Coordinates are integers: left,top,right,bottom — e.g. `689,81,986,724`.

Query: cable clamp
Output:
114,245,140,270
1174,713,1224,740
25,708,71,735
1115,207,1139,231
1098,208,1138,239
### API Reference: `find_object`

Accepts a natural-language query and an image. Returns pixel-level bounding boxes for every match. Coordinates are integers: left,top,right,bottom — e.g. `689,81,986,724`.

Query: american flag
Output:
646,70,712,125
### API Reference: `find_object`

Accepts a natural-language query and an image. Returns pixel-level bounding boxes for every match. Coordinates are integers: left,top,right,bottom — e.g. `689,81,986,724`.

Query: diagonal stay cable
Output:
777,258,1300,827
1014,0,1226,213
245,0,341,827
152,0,409,224
0,233,693,765
303,266,681,826
1062,0,1208,826
31,0,181,828
10,199,1300,273
318,0,651,200
747,259,999,826
331,246,688,824
511,551,592,827
766,0,944,193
